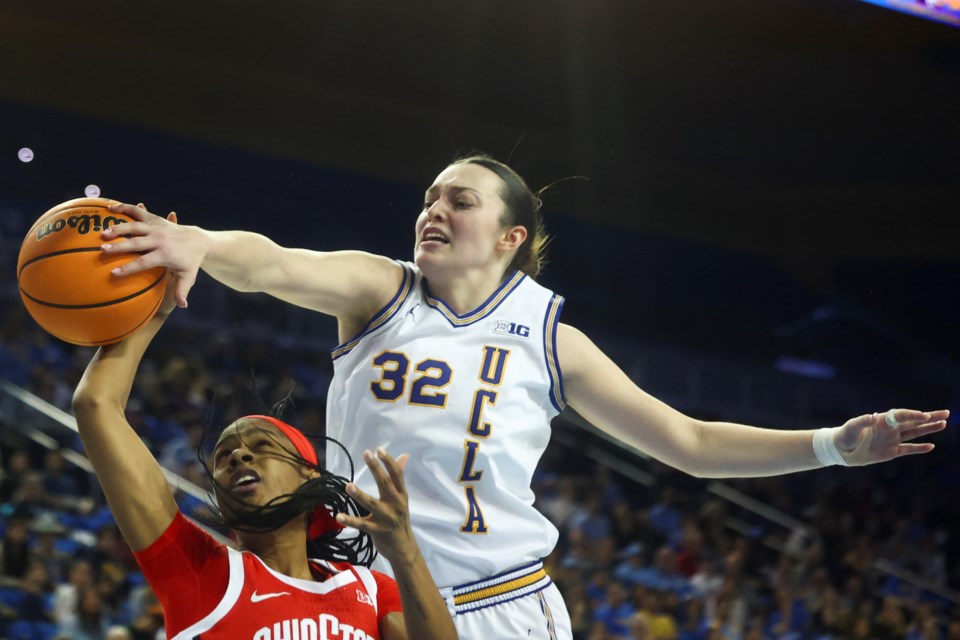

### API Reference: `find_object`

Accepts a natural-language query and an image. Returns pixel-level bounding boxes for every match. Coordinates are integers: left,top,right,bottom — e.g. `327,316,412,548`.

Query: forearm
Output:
72,308,178,550
582,398,823,479
390,551,458,640
197,229,287,293
685,419,822,478
74,307,172,410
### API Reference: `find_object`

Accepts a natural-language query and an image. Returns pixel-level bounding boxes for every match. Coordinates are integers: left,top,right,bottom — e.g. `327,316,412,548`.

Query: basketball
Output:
17,197,167,346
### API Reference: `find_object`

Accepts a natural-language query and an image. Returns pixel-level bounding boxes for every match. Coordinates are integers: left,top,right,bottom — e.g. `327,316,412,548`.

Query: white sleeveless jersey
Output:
326,262,565,588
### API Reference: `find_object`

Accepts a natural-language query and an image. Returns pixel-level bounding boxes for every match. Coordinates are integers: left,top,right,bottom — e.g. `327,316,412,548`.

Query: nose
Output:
425,200,446,221
228,448,254,466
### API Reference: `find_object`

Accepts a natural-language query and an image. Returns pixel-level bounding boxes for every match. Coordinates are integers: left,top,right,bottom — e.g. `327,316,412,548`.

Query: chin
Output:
414,251,442,275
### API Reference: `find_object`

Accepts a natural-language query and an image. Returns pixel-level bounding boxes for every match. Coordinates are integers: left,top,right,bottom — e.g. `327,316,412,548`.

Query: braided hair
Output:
193,421,377,567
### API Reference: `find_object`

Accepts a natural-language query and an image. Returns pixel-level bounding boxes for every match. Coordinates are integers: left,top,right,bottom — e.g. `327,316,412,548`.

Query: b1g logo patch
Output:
494,320,530,337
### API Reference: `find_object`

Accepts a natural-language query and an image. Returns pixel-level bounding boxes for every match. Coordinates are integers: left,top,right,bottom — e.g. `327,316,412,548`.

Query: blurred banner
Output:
862,0,960,26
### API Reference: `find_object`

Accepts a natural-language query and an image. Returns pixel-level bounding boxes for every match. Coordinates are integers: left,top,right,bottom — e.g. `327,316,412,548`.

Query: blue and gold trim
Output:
537,591,560,640
423,270,526,328
542,294,565,412
451,560,551,614
332,263,415,361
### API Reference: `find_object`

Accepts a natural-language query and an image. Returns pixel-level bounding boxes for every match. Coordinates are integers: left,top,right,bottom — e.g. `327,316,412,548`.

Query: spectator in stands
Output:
629,613,651,640
614,542,647,586
29,512,69,582
949,620,960,640
563,579,595,640
52,558,94,627
95,569,130,628
9,471,54,520
594,581,636,637
674,520,703,578
873,594,907,639
16,559,54,623
158,413,206,475
0,518,31,583
676,598,707,640
538,475,581,532
43,449,92,513
0,448,31,502
635,589,679,640
571,494,614,545
688,557,722,612
632,545,692,597
85,525,133,582
765,584,810,638
610,501,643,551
106,626,133,640
57,585,112,640
646,487,684,546
125,584,164,640
563,528,605,573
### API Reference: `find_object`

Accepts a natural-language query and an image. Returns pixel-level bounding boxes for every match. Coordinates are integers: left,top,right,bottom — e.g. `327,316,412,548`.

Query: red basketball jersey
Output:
134,513,402,639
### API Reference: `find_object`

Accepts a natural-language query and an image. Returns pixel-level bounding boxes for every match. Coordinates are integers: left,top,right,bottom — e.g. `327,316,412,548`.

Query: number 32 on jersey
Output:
369,346,511,534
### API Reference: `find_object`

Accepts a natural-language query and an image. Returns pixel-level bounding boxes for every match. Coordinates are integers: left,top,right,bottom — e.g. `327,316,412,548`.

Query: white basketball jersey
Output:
326,262,565,588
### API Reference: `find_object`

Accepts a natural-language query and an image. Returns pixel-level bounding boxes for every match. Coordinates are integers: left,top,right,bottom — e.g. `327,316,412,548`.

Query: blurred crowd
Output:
1,300,959,640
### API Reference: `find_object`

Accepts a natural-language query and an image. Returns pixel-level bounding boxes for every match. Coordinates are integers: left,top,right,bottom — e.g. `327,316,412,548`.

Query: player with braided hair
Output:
72,283,456,640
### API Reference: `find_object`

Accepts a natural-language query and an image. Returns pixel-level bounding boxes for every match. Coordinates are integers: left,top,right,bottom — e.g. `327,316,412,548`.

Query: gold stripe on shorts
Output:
451,561,552,613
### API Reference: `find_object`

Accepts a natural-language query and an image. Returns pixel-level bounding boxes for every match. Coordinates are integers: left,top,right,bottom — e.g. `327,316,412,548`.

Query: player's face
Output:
414,163,515,278
211,418,314,511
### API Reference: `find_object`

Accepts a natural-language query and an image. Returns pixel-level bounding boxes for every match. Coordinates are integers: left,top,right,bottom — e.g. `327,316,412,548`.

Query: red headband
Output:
241,415,344,538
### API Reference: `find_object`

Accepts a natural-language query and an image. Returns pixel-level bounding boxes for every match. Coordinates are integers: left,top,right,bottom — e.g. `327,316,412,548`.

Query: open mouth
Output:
231,470,261,495
420,229,449,246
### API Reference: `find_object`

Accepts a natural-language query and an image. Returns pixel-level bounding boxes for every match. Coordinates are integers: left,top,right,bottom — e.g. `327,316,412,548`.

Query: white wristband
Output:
813,426,848,467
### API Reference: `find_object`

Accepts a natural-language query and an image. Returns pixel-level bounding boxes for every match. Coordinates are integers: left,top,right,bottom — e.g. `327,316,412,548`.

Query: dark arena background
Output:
1,1,959,638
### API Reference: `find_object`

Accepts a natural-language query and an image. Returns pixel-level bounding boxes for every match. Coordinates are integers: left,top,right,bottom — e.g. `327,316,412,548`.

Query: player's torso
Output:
326,264,565,587
181,553,382,640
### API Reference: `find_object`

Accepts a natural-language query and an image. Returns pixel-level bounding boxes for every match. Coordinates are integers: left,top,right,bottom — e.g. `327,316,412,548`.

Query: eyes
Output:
215,439,272,462
423,196,474,211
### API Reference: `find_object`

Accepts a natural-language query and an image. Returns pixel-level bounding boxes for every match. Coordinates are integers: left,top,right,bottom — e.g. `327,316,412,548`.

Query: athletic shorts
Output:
439,561,572,640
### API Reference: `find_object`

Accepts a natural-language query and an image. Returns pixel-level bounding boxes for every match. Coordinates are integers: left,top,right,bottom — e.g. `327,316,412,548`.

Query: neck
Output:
237,521,313,580
425,264,515,315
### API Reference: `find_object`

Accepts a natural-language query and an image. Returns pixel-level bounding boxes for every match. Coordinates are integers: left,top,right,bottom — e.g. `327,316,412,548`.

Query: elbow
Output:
667,418,715,479
72,386,114,421
71,388,101,418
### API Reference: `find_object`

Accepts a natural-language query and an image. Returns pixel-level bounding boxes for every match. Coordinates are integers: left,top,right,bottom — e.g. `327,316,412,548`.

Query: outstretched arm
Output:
558,324,948,478
100,203,403,339
72,284,179,551
337,449,457,640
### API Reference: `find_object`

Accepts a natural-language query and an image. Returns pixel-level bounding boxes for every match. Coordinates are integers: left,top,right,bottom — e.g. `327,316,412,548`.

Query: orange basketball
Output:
17,197,167,346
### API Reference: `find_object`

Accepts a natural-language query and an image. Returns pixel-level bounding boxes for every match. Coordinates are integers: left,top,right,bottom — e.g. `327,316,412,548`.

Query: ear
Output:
300,465,322,481
498,225,527,251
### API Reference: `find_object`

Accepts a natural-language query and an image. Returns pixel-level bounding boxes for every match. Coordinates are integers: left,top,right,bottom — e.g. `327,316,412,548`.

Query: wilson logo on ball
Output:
35,214,128,241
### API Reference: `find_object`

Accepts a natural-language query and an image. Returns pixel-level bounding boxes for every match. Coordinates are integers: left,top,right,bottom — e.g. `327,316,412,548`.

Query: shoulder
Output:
134,512,227,570
556,323,592,362
370,568,398,587
556,323,621,383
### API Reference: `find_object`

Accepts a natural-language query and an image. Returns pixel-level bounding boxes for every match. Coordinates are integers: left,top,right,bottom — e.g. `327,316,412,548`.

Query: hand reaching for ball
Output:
102,203,209,309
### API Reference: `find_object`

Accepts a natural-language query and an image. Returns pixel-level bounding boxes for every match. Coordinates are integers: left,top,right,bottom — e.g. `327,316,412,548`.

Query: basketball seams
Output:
43,289,165,347
17,246,103,278
19,271,167,309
